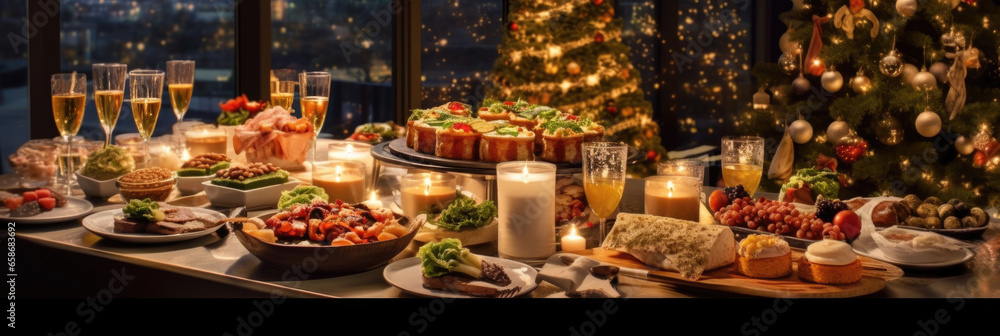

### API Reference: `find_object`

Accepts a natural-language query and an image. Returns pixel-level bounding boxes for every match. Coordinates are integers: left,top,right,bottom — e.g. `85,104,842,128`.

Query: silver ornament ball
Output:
929,62,949,84
876,116,904,145
896,0,917,17
915,107,942,137
793,75,811,95
827,120,851,145
789,119,814,144
821,68,844,92
779,52,799,74
912,68,937,90
879,51,904,77
955,135,975,155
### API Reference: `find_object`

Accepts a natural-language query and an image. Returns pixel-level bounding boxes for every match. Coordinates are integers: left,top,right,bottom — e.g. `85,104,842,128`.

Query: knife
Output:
559,255,728,292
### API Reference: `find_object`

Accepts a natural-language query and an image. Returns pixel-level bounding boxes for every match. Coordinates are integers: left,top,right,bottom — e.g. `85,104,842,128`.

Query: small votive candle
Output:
645,176,701,221
560,225,586,252
312,160,366,204
400,172,457,219
657,159,705,182
363,191,384,210
184,126,228,157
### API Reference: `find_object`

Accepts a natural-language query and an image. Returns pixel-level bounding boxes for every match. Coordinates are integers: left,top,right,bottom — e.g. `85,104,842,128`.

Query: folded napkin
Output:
536,253,621,298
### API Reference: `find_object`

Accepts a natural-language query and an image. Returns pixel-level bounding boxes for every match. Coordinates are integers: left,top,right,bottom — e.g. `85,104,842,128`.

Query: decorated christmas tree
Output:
488,0,666,176
741,0,1000,210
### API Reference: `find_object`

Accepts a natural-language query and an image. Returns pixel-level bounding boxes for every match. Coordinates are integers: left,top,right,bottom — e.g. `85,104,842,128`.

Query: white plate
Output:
853,239,974,270
0,197,94,224
81,207,226,243
383,255,538,298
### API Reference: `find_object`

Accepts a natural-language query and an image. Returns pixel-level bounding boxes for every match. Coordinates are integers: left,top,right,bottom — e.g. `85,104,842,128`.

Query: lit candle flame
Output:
522,165,530,183
424,177,432,195
345,144,354,155
667,180,674,198
369,191,378,202
335,165,343,182
180,148,191,161
569,225,578,237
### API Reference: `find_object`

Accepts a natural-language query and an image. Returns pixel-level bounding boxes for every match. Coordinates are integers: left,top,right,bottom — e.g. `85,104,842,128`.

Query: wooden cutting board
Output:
571,248,904,298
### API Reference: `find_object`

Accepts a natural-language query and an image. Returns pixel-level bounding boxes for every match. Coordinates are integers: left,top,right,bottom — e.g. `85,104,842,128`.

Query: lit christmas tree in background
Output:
740,0,1000,210
488,0,666,176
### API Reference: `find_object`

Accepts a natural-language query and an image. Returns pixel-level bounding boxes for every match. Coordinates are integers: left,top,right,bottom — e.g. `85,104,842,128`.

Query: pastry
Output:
479,124,535,162
538,121,585,163
733,234,793,279
602,213,736,280
797,239,863,284
435,121,481,160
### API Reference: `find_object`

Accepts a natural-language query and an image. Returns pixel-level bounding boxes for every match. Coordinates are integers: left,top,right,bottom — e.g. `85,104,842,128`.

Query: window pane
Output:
0,1,29,173
420,0,503,107
60,0,236,141
271,0,393,138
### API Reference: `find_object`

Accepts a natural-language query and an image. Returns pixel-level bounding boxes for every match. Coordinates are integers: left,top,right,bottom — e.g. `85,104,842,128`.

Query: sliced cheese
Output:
602,213,735,280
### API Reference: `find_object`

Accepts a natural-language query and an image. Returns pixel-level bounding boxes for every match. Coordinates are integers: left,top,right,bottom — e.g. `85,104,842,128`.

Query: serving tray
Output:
373,138,645,175
571,247,903,298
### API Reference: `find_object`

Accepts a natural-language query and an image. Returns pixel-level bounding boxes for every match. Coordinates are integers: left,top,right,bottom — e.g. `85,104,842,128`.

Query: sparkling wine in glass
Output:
721,136,765,196
51,72,87,193
299,71,331,163
582,142,628,245
270,69,297,112
93,64,127,148
167,60,194,154
129,69,164,168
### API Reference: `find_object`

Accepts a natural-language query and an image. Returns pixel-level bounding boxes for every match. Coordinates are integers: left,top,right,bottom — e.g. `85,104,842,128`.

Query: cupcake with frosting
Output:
797,239,863,284
733,234,792,279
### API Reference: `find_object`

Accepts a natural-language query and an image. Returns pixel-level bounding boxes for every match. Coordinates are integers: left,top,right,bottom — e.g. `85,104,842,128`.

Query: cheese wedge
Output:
602,213,735,280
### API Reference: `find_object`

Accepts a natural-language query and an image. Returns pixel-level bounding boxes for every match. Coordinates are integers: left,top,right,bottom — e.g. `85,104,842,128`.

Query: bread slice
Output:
601,213,735,280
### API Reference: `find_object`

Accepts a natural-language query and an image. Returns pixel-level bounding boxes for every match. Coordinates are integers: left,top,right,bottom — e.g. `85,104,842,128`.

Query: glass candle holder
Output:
645,175,702,222
400,172,457,219
184,124,228,158
312,160,367,204
328,140,375,181
657,159,705,181
496,161,557,265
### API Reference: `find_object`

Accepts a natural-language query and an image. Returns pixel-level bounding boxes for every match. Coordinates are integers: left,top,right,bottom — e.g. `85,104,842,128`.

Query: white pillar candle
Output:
497,161,556,263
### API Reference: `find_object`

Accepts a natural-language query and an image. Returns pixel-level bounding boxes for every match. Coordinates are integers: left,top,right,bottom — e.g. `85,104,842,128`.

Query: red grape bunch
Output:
713,197,846,241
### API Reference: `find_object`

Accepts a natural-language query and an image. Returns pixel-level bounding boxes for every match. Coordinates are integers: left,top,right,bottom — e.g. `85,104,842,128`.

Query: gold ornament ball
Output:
879,50,904,77
901,63,919,84
789,119,814,144
929,62,949,84
851,72,872,94
779,52,798,74
911,67,937,90
875,116,904,145
896,0,917,17
827,120,851,145
821,68,844,93
545,63,558,75
622,107,635,117
915,107,942,138
955,135,975,155
567,62,581,75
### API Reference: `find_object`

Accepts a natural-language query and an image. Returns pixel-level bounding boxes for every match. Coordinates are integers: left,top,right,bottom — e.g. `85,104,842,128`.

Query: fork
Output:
494,286,521,298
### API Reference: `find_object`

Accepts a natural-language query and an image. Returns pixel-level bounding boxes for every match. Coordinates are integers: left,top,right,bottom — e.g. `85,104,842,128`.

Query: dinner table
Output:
6,172,999,299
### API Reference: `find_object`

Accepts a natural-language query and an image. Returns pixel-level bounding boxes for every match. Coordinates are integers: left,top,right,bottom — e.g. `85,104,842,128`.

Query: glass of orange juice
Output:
582,142,628,245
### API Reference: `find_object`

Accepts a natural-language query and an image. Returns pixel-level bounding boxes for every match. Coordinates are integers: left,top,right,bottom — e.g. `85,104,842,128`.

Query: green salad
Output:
426,195,497,231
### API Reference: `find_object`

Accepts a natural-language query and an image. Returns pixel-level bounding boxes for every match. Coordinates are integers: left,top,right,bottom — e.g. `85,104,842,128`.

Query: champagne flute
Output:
299,71,331,163
167,60,194,154
582,142,628,245
721,136,765,196
270,69,297,112
51,72,87,194
129,69,165,168
92,63,127,147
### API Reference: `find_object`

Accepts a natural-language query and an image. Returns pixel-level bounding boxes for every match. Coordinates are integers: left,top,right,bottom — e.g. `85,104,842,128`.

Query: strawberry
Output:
565,114,579,121
22,191,38,202
4,197,23,211
38,197,56,211
503,101,515,106
34,188,52,199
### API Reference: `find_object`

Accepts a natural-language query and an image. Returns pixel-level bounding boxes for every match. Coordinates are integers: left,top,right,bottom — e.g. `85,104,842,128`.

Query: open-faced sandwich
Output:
415,194,498,246
113,198,221,234
417,238,514,297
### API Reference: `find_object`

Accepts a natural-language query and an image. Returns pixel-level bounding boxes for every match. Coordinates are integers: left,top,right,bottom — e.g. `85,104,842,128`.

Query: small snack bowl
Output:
116,167,177,202
176,175,215,195
202,178,300,210
75,171,121,199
